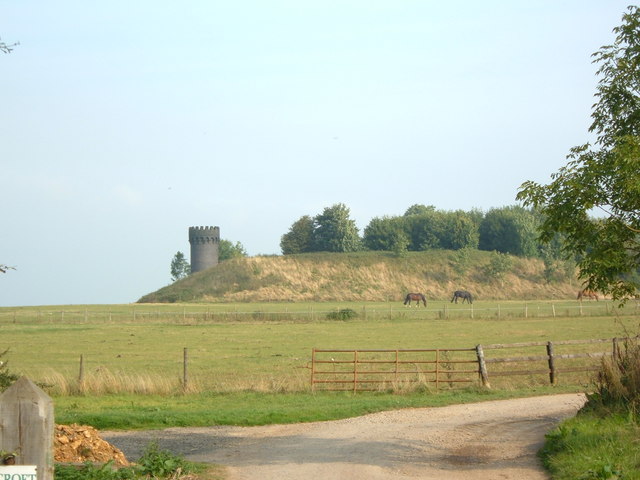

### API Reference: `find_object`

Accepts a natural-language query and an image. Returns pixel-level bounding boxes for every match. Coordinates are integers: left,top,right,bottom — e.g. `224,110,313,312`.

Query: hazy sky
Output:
1,1,633,306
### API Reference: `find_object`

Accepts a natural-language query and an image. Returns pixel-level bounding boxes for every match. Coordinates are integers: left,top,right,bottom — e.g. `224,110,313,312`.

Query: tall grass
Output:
591,335,640,414
138,250,581,303
40,369,192,396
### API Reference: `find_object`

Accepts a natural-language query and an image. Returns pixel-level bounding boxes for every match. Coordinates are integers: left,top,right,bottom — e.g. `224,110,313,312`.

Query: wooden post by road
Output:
547,342,556,385
183,347,189,390
475,345,490,388
0,377,54,480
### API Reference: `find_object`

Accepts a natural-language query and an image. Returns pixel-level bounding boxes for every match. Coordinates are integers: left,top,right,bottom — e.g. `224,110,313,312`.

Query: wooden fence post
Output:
547,342,556,385
435,349,440,390
183,348,189,390
353,351,359,393
475,345,490,388
311,349,316,392
0,377,54,480
78,354,84,385
612,337,620,361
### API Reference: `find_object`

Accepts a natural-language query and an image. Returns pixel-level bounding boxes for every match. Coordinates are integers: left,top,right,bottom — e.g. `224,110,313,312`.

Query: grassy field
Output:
1,300,638,395
3,300,639,479
0,299,640,478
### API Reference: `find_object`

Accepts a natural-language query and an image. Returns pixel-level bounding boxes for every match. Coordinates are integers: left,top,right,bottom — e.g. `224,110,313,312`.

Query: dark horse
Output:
451,290,473,304
577,289,599,301
404,292,427,307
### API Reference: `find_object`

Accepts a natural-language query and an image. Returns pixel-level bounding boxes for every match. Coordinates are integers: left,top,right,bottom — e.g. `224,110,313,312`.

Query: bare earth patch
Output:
102,393,586,480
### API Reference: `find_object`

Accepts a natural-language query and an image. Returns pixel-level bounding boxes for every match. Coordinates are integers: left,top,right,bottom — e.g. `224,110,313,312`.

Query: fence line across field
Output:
310,336,635,392
1,301,639,324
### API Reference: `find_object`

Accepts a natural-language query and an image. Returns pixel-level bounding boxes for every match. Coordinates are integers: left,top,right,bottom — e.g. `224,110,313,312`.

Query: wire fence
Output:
1,300,639,324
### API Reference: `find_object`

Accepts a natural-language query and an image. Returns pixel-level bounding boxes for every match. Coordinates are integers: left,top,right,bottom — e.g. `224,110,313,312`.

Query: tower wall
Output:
189,226,220,273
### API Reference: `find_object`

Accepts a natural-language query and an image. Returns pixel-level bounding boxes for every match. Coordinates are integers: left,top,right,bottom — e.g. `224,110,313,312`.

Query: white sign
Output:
0,466,37,480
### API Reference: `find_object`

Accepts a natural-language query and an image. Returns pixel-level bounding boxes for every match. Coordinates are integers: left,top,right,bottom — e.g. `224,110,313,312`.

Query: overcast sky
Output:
1,1,633,306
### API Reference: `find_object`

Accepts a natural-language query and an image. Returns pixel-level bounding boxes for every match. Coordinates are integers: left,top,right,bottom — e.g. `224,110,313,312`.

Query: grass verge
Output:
54,386,582,430
540,408,640,479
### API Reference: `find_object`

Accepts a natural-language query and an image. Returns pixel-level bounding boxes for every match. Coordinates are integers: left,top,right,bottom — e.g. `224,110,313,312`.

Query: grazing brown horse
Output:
451,290,473,304
404,292,427,307
577,289,599,301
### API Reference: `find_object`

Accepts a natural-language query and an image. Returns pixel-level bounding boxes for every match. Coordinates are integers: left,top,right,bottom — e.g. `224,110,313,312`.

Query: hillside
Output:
138,250,581,303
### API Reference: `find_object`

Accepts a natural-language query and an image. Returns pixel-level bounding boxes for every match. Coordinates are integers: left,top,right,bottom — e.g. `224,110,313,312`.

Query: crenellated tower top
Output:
188,226,220,273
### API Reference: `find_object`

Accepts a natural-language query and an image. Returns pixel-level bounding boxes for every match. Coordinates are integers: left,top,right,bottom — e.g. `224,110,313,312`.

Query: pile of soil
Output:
54,424,130,466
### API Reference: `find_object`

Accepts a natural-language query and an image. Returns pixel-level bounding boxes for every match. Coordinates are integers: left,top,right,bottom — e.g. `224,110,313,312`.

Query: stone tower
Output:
188,226,220,273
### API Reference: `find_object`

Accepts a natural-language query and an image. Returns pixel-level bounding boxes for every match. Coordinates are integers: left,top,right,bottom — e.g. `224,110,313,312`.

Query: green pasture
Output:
1,300,638,430
1,300,638,392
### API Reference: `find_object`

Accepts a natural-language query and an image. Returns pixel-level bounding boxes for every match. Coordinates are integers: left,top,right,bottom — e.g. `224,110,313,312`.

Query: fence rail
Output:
310,336,637,392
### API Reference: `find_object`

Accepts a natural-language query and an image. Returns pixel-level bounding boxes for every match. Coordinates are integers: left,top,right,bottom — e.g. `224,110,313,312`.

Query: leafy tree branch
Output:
517,6,640,301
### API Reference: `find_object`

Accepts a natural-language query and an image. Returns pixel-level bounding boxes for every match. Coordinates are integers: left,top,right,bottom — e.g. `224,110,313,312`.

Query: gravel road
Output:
102,393,586,480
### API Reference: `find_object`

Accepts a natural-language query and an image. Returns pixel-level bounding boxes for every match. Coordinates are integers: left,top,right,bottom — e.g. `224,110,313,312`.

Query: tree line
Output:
280,202,561,260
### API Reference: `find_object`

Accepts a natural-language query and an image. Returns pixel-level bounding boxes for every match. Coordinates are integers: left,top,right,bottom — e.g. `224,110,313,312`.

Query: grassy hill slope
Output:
138,250,580,303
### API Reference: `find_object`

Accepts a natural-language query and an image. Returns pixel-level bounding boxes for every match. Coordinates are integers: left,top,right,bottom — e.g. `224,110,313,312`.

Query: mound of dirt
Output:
54,424,130,466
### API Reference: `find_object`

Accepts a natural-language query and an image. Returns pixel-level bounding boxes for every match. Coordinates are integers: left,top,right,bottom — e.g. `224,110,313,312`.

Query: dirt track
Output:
102,393,586,480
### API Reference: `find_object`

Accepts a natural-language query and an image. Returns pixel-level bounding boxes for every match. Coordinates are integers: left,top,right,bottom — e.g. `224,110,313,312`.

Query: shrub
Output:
326,308,358,321
135,441,197,478
0,349,19,392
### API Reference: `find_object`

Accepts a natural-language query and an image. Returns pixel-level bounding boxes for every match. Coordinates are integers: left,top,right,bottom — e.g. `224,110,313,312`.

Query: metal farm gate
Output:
310,336,636,392
310,348,479,392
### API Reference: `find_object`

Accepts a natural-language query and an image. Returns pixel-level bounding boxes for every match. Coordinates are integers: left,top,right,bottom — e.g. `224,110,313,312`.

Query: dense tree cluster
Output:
281,203,361,254
280,202,562,261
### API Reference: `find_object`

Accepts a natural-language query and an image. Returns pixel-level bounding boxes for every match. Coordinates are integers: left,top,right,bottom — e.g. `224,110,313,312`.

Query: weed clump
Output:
326,308,358,321
55,441,201,480
586,336,640,416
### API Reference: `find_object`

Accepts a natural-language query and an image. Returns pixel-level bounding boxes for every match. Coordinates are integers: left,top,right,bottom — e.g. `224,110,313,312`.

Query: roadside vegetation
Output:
55,441,223,480
540,335,640,479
